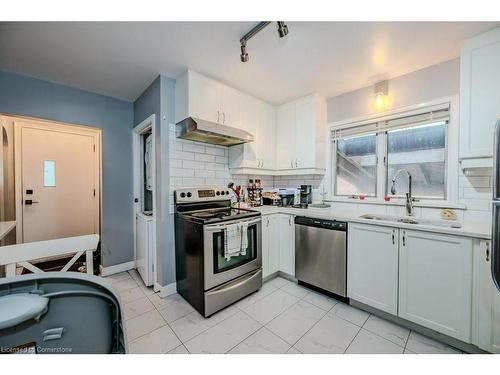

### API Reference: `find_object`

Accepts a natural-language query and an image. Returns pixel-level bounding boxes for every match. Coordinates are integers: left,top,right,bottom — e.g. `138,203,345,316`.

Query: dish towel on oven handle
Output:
224,223,242,261
240,221,248,256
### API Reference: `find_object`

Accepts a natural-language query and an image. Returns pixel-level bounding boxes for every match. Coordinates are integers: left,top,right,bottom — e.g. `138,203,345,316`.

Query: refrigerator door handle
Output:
493,119,500,199
492,201,500,292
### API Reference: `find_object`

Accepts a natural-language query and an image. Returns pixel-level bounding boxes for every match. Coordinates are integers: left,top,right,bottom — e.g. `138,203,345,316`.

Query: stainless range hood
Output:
175,117,254,146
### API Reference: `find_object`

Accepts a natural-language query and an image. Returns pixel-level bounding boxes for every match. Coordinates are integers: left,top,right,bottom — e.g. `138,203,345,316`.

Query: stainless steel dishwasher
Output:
295,216,347,297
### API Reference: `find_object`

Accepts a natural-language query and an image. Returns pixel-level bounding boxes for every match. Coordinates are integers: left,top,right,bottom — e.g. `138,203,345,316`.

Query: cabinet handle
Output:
402,231,406,246
261,160,264,168
392,230,395,245
295,158,298,168
290,160,294,168
289,216,292,226
223,111,226,124
486,241,490,262
267,218,270,227
217,110,220,123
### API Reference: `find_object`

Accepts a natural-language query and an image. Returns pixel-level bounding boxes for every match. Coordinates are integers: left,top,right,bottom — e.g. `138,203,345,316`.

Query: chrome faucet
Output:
391,169,414,216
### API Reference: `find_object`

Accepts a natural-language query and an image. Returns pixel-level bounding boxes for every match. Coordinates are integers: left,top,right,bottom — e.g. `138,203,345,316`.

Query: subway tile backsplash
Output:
168,123,492,224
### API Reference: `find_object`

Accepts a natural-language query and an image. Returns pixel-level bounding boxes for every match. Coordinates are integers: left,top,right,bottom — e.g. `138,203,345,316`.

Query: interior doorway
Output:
133,114,156,287
10,116,101,243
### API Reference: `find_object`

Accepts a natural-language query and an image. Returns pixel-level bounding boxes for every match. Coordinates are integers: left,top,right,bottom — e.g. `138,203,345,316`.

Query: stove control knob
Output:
216,191,220,196
180,192,186,198
220,191,225,195
186,192,192,198
226,191,230,195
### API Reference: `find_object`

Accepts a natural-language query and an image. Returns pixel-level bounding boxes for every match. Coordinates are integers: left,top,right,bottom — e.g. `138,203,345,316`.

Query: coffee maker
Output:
297,185,312,208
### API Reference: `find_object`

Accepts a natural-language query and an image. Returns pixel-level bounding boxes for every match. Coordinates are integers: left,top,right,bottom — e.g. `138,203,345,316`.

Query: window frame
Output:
333,132,379,198
384,120,449,201
328,97,459,205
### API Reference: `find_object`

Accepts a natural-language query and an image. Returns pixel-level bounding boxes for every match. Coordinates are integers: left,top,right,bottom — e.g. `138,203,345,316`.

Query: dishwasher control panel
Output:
294,216,347,231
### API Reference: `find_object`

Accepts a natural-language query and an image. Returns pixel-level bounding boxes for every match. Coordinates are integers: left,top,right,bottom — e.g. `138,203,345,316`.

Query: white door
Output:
189,72,221,123
262,216,270,278
20,125,98,243
398,230,473,341
240,97,260,168
136,214,153,286
347,223,399,315
279,214,295,277
276,102,296,170
294,96,315,169
268,214,280,275
259,104,276,170
473,239,500,353
460,28,500,159
220,86,241,128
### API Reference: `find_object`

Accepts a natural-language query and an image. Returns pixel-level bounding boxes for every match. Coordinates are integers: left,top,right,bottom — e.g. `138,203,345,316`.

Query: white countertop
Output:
250,206,491,240
0,221,16,241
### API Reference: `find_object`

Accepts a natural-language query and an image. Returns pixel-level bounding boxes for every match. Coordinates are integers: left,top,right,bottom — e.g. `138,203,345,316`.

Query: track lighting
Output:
240,43,249,62
239,21,289,63
277,22,288,38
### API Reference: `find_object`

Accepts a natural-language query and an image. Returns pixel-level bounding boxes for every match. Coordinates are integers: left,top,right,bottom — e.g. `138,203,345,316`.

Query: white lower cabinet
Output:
472,239,500,353
262,214,280,278
347,223,399,315
398,229,473,342
279,214,295,277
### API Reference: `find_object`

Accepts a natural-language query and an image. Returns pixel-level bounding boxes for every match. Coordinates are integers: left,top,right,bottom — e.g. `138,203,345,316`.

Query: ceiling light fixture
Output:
374,80,389,110
239,21,289,63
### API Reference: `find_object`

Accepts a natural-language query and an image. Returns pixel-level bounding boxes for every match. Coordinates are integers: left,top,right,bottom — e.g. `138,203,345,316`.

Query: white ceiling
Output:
0,22,497,104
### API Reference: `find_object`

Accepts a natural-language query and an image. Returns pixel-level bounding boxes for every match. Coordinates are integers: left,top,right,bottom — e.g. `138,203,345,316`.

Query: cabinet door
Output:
259,104,276,170
268,214,280,275
294,96,315,169
136,215,152,286
347,223,399,315
241,97,260,168
399,230,473,341
261,216,270,278
460,28,500,159
279,214,295,277
276,102,296,170
188,72,221,123
473,239,500,353
220,86,242,128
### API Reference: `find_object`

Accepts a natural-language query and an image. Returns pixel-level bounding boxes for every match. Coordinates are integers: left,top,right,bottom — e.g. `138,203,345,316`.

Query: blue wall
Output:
133,75,177,286
0,70,135,267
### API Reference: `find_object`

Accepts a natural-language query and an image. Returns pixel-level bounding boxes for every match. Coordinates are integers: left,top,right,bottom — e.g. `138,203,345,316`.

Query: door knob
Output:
24,199,39,205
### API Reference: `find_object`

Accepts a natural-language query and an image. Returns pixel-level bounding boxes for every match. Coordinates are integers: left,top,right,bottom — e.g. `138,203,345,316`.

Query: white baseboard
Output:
157,281,177,297
100,261,136,277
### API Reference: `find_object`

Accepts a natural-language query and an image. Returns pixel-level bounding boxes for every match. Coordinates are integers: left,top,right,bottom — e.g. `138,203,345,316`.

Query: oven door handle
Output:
204,217,262,232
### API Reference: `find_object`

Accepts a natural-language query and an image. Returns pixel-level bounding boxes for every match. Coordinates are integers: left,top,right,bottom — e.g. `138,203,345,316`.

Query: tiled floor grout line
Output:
343,325,363,354
223,310,266,353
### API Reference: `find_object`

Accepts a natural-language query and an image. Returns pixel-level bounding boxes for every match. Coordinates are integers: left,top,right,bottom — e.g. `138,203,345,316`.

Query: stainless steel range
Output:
174,187,262,317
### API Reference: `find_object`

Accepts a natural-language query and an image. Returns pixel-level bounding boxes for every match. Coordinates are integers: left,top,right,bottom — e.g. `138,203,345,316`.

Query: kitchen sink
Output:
359,214,462,229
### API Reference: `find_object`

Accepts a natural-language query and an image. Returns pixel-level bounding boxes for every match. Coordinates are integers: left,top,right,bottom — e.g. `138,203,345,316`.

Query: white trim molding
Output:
327,95,460,205
99,260,136,277
157,281,177,297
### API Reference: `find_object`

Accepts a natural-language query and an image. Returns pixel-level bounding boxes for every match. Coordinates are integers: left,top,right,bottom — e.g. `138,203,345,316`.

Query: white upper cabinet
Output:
175,70,241,128
398,230,473,342
472,239,500,353
347,223,399,315
276,94,327,174
460,27,500,163
229,95,276,172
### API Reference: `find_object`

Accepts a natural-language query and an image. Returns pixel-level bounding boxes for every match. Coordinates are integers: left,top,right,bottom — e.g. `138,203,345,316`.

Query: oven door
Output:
203,217,262,290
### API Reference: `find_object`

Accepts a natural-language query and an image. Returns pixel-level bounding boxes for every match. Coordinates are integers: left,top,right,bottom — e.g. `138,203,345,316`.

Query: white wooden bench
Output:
0,234,99,278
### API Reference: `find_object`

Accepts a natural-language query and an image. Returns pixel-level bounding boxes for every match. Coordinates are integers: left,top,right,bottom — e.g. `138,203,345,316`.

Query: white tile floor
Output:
106,270,463,354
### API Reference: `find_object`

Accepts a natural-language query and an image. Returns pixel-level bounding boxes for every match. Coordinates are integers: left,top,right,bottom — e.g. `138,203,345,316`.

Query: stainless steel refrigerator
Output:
492,119,500,292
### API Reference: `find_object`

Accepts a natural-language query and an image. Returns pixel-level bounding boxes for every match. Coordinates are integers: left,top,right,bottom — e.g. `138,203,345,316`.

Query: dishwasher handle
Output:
294,216,347,231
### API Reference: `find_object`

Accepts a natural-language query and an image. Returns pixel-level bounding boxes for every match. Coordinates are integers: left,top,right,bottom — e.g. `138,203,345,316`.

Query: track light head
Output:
240,43,249,62
277,22,289,38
